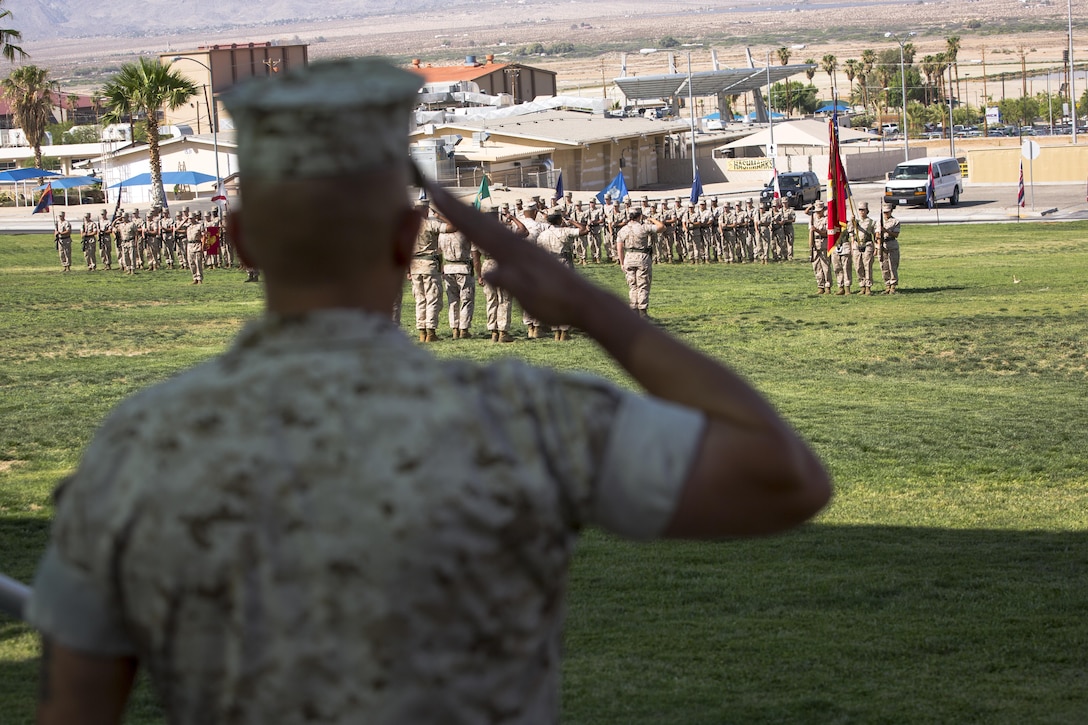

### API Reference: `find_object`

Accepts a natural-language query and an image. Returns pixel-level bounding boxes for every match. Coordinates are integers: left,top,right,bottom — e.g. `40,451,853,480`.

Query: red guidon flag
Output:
204,225,221,256
826,113,851,252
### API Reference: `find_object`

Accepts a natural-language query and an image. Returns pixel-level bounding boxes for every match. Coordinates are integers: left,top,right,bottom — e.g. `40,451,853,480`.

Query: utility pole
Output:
981,48,989,137
1020,46,1028,99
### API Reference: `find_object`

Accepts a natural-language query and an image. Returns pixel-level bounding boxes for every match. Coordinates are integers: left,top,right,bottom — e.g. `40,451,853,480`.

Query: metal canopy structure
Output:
614,64,813,101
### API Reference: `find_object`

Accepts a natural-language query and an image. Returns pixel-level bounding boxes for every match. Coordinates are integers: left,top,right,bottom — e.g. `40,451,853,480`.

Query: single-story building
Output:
410,57,556,105
411,109,691,192
88,132,237,205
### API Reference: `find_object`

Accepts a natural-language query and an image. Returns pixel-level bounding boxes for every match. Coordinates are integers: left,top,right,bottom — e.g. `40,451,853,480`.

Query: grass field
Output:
2,222,1087,722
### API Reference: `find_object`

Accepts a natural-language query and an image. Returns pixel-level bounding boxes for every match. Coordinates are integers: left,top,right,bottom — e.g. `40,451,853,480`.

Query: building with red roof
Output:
409,56,556,104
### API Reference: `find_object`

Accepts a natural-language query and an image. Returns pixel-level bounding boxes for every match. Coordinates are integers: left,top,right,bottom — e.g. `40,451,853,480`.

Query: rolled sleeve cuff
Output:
593,394,706,540
25,546,137,656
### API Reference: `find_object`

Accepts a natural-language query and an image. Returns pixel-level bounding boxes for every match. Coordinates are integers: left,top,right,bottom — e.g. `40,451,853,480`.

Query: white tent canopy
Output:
720,119,875,151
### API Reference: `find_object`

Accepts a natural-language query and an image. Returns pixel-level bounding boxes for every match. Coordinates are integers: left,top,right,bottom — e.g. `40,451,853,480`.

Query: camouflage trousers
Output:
854,246,876,288
443,271,475,331
82,239,97,270
480,259,511,332
411,269,442,330
121,241,138,271
881,245,900,286
831,246,854,288
57,239,72,268
623,254,653,310
812,248,832,289
187,242,204,282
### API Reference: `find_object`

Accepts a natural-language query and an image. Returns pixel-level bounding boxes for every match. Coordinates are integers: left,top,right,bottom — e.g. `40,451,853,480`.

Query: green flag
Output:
473,175,491,210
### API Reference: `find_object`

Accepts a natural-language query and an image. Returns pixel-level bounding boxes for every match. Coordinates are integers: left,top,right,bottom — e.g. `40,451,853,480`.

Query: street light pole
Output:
1069,0,1077,144
171,56,221,189
886,32,914,162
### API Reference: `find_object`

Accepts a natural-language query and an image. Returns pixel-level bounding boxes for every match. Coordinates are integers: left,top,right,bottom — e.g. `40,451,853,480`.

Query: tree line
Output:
0,0,197,208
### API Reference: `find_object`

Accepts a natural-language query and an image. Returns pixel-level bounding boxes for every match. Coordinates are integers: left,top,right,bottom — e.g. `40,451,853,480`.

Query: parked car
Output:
884,156,964,207
760,171,822,209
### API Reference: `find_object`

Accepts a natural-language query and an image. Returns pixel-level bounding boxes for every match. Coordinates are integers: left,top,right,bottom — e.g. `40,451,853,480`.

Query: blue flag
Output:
690,168,703,205
553,171,564,201
595,172,629,204
32,184,53,214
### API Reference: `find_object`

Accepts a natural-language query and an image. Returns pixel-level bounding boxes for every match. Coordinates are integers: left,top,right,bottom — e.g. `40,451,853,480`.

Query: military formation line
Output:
53,207,257,284
402,191,905,343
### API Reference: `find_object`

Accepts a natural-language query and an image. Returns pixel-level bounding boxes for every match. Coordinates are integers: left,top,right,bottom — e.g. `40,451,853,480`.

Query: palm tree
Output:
843,59,862,97
100,57,198,208
860,49,877,76
0,2,27,61
777,47,792,66
821,54,838,96
945,35,962,107
1,65,58,169
804,59,816,82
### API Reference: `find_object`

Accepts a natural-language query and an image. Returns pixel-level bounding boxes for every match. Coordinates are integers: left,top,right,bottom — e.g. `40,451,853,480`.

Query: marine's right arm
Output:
426,180,831,540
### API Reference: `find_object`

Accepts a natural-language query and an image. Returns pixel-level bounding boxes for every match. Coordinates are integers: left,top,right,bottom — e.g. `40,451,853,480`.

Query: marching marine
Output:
851,202,878,295
537,211,588,340
79,212,98,271
185,211,206,284
54,211,73,272
411,201,445,342
97,209,114,270
616,207,666,316
439,222,475,339
809,201,832,294
880,203,901,294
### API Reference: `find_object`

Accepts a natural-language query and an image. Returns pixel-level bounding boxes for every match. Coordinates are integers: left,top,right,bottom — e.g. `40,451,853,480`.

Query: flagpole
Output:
687,53,697,184
767,51,776,173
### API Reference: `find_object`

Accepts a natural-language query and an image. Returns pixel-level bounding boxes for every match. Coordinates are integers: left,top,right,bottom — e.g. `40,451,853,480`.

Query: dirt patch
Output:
0,460,26,474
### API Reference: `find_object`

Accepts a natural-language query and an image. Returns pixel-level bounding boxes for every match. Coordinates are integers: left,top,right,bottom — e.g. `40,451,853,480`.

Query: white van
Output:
884,156,964,207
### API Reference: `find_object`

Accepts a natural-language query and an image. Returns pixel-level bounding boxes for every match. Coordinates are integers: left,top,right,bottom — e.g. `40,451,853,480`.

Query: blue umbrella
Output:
33,176,102,206
34,176,100,190
0,167,61,182
816,101,851,114
109,170,218,188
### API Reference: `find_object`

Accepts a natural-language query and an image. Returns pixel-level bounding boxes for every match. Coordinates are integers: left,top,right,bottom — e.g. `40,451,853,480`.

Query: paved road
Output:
2,181,1085,234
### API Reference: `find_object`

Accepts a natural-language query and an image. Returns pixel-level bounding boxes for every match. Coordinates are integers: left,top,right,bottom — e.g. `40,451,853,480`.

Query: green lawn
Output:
2,222,1087,722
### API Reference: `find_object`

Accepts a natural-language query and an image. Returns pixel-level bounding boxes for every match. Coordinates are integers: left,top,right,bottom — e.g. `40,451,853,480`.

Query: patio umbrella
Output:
0,168,62,207
34,176,101,206
109,171,218,188
815,101,851,114
0,167,61,182
35,175,100,190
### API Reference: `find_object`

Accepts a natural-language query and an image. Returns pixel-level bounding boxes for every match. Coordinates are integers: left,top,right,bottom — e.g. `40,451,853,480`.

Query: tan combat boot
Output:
835,287,845,296
498,331,514,343
554,329,562,341
559,330,571,341
490,331,499,342
461,329,472,339
418,329,427,342
425,329,438,342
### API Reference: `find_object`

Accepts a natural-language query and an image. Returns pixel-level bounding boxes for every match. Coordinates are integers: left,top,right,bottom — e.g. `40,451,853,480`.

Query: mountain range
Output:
7,0,458,41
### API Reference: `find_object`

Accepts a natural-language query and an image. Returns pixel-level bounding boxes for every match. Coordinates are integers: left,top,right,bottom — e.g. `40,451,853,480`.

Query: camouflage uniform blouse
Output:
28,309,704,724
